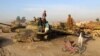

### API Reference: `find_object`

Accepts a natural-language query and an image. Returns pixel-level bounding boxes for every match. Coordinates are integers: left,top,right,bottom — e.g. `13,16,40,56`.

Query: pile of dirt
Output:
0,48,15,56
1,32,100,56
12,29,38,42
2,27,11,33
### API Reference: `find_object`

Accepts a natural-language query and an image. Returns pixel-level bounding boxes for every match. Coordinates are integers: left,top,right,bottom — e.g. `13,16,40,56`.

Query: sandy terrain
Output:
0,32,100,56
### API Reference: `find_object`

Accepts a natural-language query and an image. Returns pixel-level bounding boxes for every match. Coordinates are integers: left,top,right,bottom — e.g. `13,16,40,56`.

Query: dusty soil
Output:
0,32,100,56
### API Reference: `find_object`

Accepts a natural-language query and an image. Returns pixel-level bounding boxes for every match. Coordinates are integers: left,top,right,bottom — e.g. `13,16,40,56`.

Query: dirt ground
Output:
0,32,100,56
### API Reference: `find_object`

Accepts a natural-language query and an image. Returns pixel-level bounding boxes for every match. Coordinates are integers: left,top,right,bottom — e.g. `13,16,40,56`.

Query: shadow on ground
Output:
0,36,13,48
37,29,72,41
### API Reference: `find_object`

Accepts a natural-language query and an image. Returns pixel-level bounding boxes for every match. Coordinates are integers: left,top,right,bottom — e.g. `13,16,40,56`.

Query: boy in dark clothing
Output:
38,17,43,32
42,10,47,20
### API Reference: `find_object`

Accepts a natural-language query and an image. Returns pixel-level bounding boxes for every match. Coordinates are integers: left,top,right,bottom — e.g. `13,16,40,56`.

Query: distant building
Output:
76,21,100,29
85,21,100,29
76,21,89,27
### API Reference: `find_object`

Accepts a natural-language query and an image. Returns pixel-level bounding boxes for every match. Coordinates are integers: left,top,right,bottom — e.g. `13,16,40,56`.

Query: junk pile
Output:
12,29,39,42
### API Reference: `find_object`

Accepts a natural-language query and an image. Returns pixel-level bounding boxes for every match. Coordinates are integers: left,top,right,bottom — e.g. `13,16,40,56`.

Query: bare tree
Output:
21,17,26,23
96,18,100,22
16,16,21,22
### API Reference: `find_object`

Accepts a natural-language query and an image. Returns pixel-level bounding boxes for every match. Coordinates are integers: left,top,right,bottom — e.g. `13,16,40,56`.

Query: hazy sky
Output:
0,0,100,23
